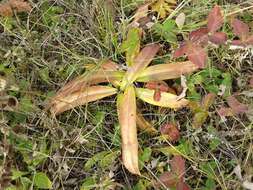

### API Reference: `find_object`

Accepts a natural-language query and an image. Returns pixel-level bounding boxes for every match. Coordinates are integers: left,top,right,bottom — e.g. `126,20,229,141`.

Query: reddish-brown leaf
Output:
158,172,178,188
217,107,234,117
156,155,189,189
186,44,207,68
176,182,191,190
207,5,223,33
189,28,209,45
231,40,245,47
160,123,180,142
145,81,169,92
231,19,249,39
201,93,216,110
170,155,185,178
153,90,161,101
227,96,248,114
209,32,227,45
173,44,187,58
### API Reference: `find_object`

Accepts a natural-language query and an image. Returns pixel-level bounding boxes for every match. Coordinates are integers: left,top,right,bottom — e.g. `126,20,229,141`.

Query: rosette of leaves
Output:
47,27,198,175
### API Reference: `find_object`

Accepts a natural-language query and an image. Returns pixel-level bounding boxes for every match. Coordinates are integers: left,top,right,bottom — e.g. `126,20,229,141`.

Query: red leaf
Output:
157,156,188,189
189,28,209,45
160,123,180,142
227,96,248,114
145,81,169,92
158,172,178,188
207,5,223,33
186,44,207,68
231,19,249,39
173,44,187,58
209,32,227,45
231,40,245,47
170,156,185,178
217,107,234,117
177,182,191,190
154,90,161,101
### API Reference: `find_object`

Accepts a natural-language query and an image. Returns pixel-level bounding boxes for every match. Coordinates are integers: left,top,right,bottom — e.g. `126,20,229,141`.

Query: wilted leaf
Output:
231,19,249,40
187,43,207,68
192,111,209,128
209,32,227,45
207,5,223,33
52,60,122,102
0,95,18,111
227,96,248,114
0,0,31,17
242,180,253,190
121,28,142,66
129,3,150,28
160,123,180,142
136,61,198,82
117,86,140,175
151,0,176,19
136,111,158,134
175,13,185,29
34,172,52,189
136,88,188,108
121,44,160,90
50,86,117,115
201,93,216,110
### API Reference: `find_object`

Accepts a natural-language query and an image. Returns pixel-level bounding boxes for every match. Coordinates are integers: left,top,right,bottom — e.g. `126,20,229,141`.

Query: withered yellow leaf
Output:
135,88,188,108
136,61,198,82
117,86,140,175
50,86,117,115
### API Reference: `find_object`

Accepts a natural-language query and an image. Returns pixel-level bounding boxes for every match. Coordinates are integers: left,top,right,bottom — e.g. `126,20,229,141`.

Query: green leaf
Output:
84,151,109,170
192,111,208,128
39,67,50,84
20,177,32,190
80,177,96,190
139,147,152,170
133,179,150,190
120,28,141,66
156,140,193,156
221,73,232,97
140,147,152,163
153,20,177,43
34,172,52,189
200,161,217,178
203,178,216,190
11,169,28,180
99,150,120,168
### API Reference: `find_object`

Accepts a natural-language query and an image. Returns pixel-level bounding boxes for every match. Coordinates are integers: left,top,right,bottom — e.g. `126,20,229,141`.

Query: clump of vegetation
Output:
0,0,252,189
